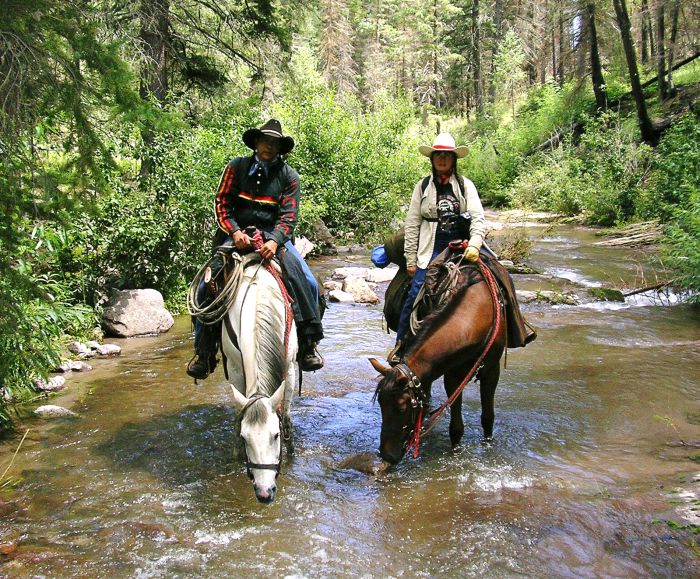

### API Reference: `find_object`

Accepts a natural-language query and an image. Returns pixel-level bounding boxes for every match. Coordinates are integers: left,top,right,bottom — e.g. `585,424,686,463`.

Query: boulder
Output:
342,277,380,304
34,376,66,392
332,267,370,280
102,289,174,337
323,280,343,292
294,236,315,259
366,267,398,284
313,219,337,255
55,361,92,373
328,289,356,303
67,341,95,359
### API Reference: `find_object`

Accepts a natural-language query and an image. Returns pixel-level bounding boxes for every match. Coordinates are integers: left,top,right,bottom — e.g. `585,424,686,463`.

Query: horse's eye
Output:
273,433,280,441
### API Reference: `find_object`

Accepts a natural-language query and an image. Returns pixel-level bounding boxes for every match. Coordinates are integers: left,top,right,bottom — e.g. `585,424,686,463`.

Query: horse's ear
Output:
269,384,286,412
230,384,248,411
369,357,390,376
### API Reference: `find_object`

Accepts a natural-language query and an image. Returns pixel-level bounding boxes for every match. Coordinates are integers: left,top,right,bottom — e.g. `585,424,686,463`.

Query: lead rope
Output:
420,255,503,440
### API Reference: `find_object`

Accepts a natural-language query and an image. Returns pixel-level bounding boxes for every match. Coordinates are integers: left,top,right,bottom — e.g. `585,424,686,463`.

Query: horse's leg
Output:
444,371,465,448
478,361,500,440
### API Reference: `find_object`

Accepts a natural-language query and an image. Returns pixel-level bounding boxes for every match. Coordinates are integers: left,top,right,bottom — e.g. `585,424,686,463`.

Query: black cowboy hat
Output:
242,119,295,155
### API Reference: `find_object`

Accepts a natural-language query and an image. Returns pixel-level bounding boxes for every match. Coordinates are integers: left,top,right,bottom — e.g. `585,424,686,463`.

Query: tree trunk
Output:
489,0,504,101
640,0,653,64
612,0,657,145
472,0,483,113
587,2,607,112
655,1,668,101
557,9,565,84
667,0,680,97
139,0,170,184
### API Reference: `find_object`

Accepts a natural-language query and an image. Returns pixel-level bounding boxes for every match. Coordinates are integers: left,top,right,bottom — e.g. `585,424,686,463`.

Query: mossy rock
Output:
588,287,625,302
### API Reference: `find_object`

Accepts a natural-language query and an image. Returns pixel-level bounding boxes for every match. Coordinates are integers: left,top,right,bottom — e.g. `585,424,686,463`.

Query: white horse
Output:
221,258,298,503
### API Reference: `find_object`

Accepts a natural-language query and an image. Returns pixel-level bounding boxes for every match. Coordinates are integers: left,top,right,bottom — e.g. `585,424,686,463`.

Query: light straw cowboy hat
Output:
243,119,295,155
418,132,468,158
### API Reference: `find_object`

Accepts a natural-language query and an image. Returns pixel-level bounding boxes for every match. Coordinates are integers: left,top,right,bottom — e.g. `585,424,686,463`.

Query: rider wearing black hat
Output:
187,119,324,379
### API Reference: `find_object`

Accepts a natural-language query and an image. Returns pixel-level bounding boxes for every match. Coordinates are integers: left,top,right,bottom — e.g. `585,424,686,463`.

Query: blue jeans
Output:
396,240,449,343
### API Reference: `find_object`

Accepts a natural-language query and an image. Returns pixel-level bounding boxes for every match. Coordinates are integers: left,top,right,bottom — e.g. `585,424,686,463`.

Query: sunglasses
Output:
433,151,454,158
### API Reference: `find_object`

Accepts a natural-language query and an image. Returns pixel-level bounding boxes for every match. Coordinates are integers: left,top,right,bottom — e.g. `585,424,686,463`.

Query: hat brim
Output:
243,128,295,155
419,145,468,159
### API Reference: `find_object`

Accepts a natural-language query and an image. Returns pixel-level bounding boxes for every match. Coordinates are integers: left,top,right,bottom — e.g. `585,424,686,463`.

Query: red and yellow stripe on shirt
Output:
237,191,279,205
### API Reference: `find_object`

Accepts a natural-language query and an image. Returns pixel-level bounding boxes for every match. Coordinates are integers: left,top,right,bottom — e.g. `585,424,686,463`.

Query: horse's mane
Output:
251,273,286,398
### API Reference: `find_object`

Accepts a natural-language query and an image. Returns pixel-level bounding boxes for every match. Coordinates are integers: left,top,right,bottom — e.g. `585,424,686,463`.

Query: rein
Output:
401,250,504,456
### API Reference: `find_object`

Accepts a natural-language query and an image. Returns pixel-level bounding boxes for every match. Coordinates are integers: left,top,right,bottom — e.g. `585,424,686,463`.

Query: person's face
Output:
256,135,281,162
432,150,455,174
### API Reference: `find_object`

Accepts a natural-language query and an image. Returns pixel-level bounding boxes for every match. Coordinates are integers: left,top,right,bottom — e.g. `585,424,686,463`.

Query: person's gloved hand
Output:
464,245,479,262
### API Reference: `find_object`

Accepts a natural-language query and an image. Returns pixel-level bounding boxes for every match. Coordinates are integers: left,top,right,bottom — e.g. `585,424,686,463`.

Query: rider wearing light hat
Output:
388,132,487,364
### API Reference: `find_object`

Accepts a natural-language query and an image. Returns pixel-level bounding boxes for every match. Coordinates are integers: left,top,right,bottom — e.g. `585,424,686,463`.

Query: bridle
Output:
379,362,428,458
239,394,288,480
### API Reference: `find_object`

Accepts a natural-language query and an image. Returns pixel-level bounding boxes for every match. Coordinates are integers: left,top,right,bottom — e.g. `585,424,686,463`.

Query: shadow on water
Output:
95,404,238,488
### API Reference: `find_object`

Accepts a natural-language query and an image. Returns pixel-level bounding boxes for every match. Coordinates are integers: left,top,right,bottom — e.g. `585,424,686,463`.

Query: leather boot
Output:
187,323,220,380
300,342,323,372
186,353,218,380
387,340,404,366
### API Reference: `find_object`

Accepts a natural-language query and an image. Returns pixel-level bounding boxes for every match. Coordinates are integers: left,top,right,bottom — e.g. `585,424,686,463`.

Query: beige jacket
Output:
404,174,486,269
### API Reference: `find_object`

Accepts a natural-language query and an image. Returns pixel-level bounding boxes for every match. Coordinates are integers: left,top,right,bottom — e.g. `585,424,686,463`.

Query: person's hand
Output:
407,265,417,277
232,230,251,251
258,239,278,261
464,245,479,262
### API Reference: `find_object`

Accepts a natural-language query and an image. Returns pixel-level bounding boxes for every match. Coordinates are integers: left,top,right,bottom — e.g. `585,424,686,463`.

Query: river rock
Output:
323,280,343,292
517,290,579,305
34,376,66,392
55,360,92,373
328,289,356,303
34,405,79,418
102,289,174,337
67,341,95,359
366,267,398,283
332,266,371,280
294,236,315,259
94,343,122,356
342,277,380,304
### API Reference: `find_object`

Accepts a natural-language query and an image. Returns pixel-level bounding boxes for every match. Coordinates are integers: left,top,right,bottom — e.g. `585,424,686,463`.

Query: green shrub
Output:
637,114,700,222
276,83,423,242
0,226,97,432
663,186,700,302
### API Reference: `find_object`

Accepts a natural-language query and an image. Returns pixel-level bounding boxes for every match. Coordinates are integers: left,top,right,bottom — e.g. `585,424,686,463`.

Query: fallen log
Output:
622,280,674,297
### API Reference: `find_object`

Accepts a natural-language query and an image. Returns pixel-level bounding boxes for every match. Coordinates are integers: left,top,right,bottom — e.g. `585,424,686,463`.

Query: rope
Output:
186,250,248,326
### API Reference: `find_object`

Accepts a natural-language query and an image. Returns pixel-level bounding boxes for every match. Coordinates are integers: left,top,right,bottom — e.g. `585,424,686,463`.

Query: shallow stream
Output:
1,223,698,577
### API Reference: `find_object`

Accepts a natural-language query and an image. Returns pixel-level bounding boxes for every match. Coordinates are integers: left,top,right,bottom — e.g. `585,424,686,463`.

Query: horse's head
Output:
369,358,426,465
230,385,287,503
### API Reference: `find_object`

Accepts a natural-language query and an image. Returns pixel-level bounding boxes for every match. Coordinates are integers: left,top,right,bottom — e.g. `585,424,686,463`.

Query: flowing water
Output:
1,224,699,577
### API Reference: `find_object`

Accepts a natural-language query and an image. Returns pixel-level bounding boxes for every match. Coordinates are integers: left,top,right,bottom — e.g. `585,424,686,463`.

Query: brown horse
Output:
369,258,506,465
